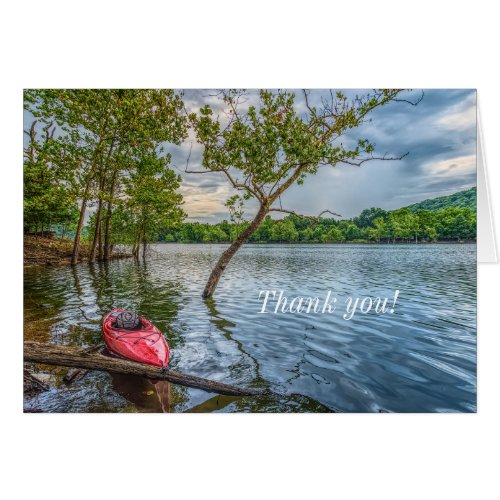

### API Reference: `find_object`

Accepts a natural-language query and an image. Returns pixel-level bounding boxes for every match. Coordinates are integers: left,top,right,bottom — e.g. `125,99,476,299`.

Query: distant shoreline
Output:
150,240,477,245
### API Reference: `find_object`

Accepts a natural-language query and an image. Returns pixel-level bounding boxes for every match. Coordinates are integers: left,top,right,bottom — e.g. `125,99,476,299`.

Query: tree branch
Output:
393,90,425,106
338,152,409,167
185,163,263,202
269,207,342,220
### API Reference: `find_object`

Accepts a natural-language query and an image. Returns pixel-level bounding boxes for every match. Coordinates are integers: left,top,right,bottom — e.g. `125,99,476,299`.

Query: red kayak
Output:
102,309,170,368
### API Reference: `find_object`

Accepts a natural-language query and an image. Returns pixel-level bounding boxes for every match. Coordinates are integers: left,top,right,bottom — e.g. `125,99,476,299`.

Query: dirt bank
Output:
24,234,131,268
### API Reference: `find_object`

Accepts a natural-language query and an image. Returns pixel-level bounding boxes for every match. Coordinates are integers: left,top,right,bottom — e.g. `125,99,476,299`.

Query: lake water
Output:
24,243,477,413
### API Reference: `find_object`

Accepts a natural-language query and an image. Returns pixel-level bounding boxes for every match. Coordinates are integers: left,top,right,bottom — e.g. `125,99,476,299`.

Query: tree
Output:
188,89,419,297
437,207,476,241
23,120,78,233
298,226,314,242
353,207,388,228
225,194,246,241
415,210,436,241
391,208,416,242
250,215,273,242
205,225,229,242
270,218,298,242
120,148,185,259
345,223,362,241
371,217,387,243
24,89,187,264
320,226,343,243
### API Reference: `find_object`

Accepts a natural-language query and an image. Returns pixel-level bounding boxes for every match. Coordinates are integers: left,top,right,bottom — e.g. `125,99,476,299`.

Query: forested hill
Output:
406,187,476,212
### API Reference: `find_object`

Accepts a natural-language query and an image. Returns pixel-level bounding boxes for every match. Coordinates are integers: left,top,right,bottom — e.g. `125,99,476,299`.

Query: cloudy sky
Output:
23,89,476,223
171,89,476,222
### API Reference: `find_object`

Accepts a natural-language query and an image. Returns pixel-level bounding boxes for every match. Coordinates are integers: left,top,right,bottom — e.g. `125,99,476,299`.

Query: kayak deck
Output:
102,309,170,368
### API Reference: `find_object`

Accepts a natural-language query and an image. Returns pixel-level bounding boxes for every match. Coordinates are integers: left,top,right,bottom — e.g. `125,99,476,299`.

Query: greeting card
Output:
23,89,490,413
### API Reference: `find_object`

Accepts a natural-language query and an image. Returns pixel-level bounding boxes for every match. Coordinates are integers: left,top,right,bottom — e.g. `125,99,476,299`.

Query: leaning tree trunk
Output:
203,204,269,298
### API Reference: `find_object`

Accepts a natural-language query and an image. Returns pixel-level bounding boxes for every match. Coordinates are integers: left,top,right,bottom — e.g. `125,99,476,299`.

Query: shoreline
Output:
24,234,132,269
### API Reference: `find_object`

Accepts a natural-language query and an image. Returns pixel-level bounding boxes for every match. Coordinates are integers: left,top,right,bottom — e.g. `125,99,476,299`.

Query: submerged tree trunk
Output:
89,197,103,263
132,244,139,259
103,171,118,261
141,225,147,259
103,203,113,260
71,196,88,266
103,211,113,260
97,215,103,261
203,204,269,298
132,232,140,259
71,135,111,265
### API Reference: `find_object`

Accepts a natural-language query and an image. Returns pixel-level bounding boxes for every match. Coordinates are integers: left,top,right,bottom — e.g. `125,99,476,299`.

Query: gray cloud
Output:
173,89,476,221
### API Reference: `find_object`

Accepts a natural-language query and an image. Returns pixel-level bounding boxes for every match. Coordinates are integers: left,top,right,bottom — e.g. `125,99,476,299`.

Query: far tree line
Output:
157,206,476,244
31,203,477,245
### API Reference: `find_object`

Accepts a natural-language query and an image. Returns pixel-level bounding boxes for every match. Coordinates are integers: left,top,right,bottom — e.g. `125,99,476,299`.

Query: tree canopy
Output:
24,89,187,261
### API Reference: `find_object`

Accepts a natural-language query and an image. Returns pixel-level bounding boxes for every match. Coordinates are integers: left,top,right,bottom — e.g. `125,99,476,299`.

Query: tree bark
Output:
71,197,88,266
142,227,147,259
100,139,118,261
89,197,103,263
103,170,118,261
24,341,268,397
132,241,139,259
97,215,103,260
203,204,269,298
132,232,140,259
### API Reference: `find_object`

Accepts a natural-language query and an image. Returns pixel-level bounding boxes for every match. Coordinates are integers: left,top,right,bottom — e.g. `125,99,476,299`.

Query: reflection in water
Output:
110,374,165,412
154,381,171,413
204,298,269,392
109,375,173,413
24,244,477,413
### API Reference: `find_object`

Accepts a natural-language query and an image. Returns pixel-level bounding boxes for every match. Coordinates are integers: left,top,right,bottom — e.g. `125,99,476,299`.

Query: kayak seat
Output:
112,311,143,331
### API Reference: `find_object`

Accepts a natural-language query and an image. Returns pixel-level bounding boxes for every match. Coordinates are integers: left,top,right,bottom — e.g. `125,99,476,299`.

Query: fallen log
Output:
62,343,105,383
24,341,268,397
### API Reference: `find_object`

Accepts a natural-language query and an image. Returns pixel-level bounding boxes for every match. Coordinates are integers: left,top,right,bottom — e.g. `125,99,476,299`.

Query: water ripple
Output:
24,243,476,412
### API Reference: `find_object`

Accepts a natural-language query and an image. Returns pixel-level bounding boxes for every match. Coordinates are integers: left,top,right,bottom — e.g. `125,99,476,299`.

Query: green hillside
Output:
406,187,476,212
